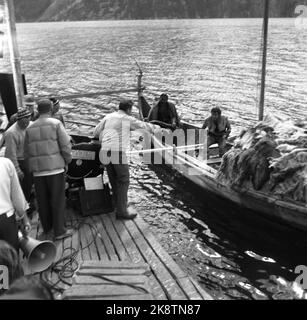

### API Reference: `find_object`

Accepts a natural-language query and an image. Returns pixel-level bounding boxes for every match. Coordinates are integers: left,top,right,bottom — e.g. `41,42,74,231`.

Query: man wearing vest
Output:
24,100,73,241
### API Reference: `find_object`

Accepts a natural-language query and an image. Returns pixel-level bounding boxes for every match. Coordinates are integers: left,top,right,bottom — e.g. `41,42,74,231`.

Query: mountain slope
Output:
13,0,305,22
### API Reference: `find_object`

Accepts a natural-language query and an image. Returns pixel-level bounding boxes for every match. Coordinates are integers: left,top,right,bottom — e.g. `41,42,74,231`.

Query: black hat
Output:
49,97,59,106
16,108,31,120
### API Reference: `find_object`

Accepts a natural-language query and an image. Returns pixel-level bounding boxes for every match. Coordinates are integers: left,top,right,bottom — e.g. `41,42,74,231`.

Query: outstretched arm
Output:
202,118,208,130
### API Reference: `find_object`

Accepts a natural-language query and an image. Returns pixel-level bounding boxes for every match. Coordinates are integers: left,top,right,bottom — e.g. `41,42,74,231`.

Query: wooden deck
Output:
27,207,212,300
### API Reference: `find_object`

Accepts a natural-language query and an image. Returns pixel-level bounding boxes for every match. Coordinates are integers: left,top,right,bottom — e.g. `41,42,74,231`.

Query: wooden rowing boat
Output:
138,95,307,232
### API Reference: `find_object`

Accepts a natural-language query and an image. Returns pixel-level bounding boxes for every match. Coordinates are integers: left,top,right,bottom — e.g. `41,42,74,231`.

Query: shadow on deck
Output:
26,208,212,300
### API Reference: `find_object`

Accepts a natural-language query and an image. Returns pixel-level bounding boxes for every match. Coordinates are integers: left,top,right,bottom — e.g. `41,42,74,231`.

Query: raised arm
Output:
202,118,208,130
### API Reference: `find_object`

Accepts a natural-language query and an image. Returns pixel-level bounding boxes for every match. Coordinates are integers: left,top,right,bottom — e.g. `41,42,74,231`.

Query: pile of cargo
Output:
217,113,307,203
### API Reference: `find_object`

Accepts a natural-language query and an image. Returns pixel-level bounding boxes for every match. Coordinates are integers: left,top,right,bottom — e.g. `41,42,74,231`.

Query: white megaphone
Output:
18,231,57,273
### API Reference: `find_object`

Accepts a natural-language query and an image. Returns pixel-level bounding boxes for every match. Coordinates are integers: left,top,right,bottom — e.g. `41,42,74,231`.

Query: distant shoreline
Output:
16,17,297,24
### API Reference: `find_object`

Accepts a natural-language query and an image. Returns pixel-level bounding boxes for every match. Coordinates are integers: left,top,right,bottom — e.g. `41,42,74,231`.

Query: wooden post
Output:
137,69,143,120
135,61,144,120
4,0,24,110
259,0,270,121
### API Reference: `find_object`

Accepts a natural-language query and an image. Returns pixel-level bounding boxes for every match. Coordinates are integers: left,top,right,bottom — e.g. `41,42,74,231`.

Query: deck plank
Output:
90,215,118,261
108,214,144,264
134,217,211,300
100,214,127,261
134,216,187,279
108,214,168,300
134,216,210,300
78,219,91,261
124,219,187,300
63,260,153,300
36,209,211,300
74,275,149,285
84,220,99,261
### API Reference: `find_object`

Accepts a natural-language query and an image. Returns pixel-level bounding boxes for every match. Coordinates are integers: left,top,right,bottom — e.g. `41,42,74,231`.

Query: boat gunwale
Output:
150,134,307,215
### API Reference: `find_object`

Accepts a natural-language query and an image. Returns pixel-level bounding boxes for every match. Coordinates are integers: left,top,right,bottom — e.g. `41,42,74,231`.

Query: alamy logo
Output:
295,265,307,290
295,5,307,30
0,265,9,290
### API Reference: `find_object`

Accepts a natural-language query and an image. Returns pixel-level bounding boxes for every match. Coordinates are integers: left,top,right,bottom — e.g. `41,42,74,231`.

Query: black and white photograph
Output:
0,0,306,304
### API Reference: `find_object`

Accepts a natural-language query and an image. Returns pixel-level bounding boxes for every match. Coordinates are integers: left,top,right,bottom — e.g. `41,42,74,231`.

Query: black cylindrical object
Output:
0,73,27,120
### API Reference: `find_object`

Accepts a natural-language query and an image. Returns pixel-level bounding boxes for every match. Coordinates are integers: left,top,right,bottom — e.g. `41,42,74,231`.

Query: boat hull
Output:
151,134,307,232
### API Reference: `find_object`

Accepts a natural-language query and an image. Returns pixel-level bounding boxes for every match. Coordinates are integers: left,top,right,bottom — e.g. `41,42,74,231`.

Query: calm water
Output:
1,19,307,299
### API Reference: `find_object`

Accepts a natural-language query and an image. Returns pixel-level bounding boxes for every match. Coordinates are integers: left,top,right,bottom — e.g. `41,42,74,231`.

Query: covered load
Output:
217,113,307,204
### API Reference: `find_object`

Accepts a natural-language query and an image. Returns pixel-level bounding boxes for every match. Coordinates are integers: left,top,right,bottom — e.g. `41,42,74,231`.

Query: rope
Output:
41,218,100,294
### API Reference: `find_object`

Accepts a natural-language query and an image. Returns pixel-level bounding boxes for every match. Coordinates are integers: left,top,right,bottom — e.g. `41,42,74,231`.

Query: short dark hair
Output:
119,99,133,112
211,107,221,115
160,93,168,100
37,99,52,114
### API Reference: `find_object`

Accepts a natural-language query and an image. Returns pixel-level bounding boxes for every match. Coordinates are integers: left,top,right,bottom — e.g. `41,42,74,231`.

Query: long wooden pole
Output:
39,88,139,101
136,60,144,120
4,0,24,110
259,0,270,121
127,143,205,155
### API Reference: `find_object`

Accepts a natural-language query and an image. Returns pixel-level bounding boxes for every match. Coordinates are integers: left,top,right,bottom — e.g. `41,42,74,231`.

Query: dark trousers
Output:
207,134,227,157
106,159,130,216
18,160,32,202
34,173,66,237
0,214,19,252
18,160,35,213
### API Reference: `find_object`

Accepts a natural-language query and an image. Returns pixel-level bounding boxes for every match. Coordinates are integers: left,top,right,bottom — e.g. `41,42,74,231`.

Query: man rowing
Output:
147,93,180,130
202,107,231,157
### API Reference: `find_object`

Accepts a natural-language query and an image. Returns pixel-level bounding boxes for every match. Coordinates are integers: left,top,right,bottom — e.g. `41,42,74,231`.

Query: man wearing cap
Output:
8,94,39,128
24,99,73,240
147,93,180,130
94,99,158,220
50,98,65,127
4,108,34,216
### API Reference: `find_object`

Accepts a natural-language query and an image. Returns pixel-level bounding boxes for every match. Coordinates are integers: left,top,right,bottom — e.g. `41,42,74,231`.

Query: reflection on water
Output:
1,19,306,299
130,163,307,300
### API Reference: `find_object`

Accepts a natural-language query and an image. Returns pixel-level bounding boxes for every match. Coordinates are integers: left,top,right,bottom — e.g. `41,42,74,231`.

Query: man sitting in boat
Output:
147,93,180,130
202,107,231,157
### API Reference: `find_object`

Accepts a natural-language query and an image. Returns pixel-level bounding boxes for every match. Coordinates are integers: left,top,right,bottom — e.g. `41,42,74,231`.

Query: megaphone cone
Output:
18,232,57,273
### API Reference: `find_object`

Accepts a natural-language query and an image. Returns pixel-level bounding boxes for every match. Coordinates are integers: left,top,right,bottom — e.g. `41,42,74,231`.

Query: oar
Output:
149,120,174,130
65,120,96,127
127,143,205,155
38,88,138,100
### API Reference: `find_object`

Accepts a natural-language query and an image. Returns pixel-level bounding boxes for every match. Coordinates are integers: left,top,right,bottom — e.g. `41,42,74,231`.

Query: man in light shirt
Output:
24,100,73,241
0,157,31,252
94,99,158,219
